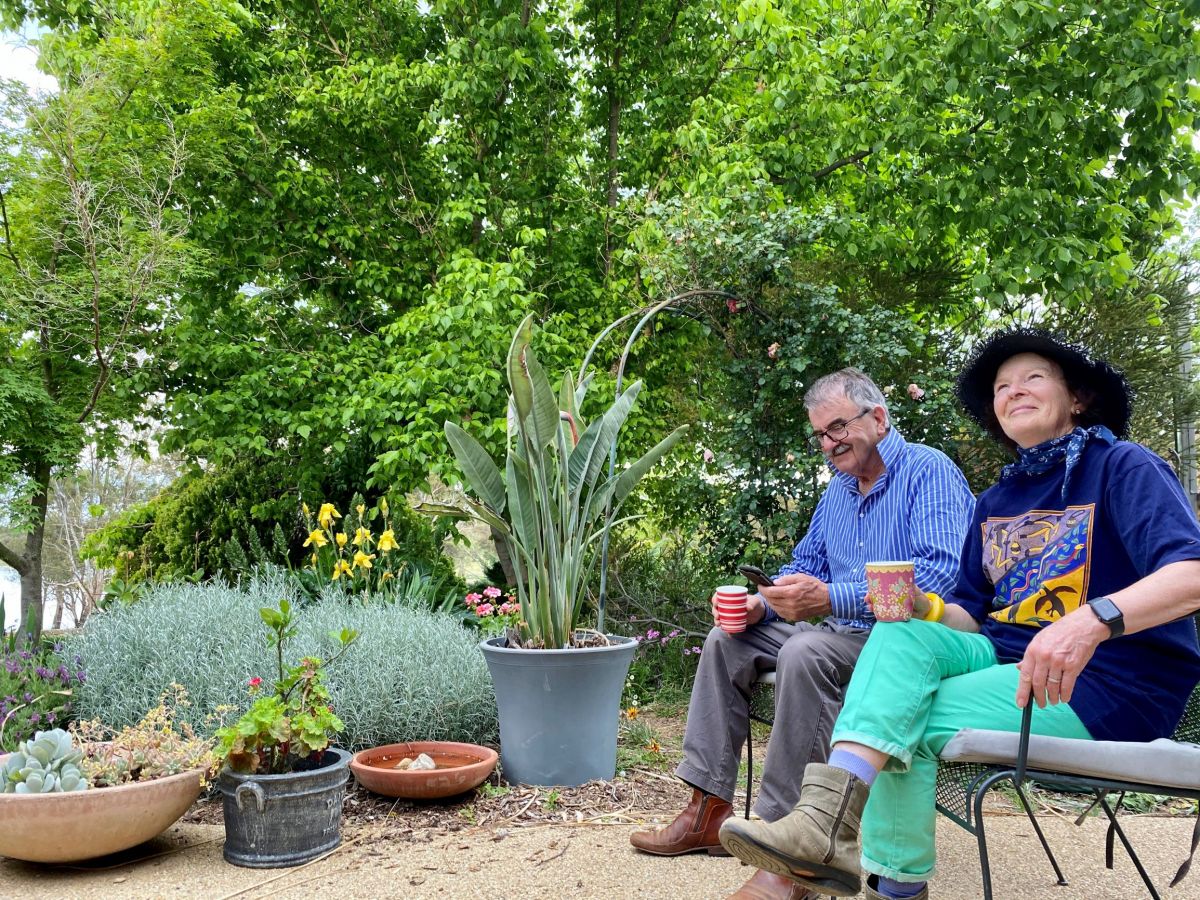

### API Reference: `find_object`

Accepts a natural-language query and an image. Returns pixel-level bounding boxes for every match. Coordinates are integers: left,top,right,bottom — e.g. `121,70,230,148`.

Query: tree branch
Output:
0,539,24,574
811,149,872,181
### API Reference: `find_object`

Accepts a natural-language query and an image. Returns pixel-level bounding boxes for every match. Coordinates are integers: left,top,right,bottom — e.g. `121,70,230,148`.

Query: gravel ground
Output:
2,711,1196,898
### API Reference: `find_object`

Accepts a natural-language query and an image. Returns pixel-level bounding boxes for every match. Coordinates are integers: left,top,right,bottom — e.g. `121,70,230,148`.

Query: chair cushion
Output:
940,730,1200,790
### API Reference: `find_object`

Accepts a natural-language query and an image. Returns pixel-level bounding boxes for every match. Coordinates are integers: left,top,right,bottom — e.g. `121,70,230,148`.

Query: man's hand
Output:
1016,609,1108,709
709,592,769,627
757,574,832,622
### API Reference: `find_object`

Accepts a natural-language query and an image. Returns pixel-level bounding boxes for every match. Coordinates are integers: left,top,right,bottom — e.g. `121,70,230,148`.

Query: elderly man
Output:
630,368,974,900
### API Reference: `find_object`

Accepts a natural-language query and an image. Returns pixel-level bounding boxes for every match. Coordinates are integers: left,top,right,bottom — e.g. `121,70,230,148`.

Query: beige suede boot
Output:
718,763,868,897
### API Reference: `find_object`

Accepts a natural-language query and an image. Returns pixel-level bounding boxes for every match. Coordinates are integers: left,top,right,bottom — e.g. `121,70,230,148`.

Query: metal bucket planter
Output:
217,747,351,868
481,634,638,787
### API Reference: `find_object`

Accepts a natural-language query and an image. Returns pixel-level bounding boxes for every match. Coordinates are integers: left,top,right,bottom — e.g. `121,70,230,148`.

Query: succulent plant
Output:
2,728,90,793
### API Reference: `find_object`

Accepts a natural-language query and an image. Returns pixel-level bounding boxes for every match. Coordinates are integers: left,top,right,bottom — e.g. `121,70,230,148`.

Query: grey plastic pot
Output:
481,634,638,787
217,747,351,868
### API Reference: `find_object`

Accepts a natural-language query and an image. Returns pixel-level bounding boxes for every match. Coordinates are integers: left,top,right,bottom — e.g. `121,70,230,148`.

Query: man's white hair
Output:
803,368,890,427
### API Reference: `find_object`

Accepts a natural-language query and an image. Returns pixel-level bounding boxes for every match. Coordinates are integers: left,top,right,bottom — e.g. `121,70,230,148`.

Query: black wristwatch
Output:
1086,596,1125,638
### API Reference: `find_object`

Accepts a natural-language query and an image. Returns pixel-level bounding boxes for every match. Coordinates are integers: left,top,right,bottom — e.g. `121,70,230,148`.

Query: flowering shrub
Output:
0,633,86,752
214,599,358,774
624,625,703,708
464,585,522,637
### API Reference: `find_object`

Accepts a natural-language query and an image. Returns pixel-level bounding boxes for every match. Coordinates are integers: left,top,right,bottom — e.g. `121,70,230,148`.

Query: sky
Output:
0,25,56,95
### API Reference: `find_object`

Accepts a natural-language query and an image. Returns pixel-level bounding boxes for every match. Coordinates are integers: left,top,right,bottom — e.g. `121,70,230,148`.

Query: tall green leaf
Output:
444,421,506,512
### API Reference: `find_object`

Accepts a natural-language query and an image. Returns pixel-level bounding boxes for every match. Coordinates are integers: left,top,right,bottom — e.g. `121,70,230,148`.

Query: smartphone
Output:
738,564,776,587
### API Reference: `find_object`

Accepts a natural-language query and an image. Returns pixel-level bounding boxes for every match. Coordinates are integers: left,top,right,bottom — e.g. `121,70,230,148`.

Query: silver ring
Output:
1047,676,1062,684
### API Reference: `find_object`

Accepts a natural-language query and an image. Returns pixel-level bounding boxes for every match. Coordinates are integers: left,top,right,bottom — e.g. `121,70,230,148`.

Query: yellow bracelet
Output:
922,592,945,623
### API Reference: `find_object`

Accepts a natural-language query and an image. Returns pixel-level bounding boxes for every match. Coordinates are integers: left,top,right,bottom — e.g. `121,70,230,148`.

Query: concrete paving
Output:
0,812,1195,899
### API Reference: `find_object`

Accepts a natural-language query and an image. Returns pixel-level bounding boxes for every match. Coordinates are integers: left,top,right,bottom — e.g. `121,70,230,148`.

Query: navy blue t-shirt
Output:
951,437,1200,742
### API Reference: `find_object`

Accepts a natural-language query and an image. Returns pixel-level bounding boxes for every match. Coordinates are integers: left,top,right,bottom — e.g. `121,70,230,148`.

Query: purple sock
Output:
877,876,927,898
827,748,878,787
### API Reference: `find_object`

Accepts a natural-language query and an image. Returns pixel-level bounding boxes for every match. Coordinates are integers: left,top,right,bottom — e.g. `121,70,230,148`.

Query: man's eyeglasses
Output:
808,408,872,450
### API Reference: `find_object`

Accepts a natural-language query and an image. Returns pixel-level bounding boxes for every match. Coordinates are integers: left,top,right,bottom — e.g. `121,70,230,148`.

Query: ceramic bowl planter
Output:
350,741,498,800
0,768,204,863
217,747,351,868
481,634,638,787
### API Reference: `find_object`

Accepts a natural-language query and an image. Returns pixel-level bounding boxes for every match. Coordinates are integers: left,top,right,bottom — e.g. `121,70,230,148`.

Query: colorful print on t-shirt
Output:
981,505,1094,626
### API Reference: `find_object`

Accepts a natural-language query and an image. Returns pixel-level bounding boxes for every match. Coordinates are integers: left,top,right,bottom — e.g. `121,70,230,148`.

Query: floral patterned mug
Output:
866,561,915,622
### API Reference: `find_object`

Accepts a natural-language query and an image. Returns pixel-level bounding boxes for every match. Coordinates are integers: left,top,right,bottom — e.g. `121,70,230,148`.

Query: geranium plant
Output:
215,600,358,775
465,585,522,637
419,314,688,649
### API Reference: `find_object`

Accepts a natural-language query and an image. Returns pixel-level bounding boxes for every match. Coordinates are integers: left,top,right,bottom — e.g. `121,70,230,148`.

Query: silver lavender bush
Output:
67,571,497,748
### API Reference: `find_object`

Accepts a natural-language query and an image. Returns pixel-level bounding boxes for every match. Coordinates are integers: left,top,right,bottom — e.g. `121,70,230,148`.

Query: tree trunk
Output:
18,457,52,643
51,583,65,630
489,525,517,589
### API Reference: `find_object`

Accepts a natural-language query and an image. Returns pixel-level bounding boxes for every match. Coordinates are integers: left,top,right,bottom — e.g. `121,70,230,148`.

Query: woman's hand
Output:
1016,609,1108,708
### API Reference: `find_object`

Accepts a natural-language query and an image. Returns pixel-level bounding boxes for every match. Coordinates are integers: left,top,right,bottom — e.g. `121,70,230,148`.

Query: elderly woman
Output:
719,329,1200,900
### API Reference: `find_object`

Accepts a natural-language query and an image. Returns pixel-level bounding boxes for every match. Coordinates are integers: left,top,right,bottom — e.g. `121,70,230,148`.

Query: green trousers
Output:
829,619,1093,882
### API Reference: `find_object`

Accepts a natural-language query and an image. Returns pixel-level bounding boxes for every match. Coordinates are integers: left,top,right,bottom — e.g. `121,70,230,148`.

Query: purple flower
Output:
646,629,660,641
75,671,87,683
29,713,40,724
45,712,55,723
682,648,691,656
22,692,33,703
691,646,702,655
35,666,51,680
668,629,680,638
4,660,19,675
52,643,63,654
18,650,31,661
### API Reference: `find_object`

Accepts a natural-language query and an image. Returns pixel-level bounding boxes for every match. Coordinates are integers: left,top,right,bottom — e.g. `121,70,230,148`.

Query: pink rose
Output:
907,383,926,401
702,448,715,463
767,342,781,359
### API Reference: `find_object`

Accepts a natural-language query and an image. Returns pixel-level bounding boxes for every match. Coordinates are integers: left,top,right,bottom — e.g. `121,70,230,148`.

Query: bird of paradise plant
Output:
418,314,688,649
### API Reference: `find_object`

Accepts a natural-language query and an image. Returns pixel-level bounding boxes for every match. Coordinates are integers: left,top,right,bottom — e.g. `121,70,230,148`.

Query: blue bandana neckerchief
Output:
1001,425,1116,499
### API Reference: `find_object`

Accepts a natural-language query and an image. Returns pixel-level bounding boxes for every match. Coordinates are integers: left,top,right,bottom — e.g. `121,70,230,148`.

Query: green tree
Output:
0,0,237,637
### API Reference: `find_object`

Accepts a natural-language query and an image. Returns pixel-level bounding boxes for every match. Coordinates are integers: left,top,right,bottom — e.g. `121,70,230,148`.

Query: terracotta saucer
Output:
350,741,498,800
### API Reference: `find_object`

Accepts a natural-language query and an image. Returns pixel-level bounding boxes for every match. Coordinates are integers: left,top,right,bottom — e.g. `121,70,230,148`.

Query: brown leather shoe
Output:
729,868,813,899
629,788,733,856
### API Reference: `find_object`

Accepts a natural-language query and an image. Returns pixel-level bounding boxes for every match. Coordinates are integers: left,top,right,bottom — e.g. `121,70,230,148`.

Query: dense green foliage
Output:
80,461,460,593
0,0,1197,678
68,573,498,748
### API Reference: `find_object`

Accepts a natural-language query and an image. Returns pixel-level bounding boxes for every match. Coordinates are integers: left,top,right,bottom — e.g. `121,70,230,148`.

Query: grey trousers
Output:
675,618,869,823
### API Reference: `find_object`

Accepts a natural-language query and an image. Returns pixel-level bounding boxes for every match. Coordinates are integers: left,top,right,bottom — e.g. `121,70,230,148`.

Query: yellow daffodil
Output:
380,497,389,516
353,526,372,547
352,550,375,570
381,571,394,581
302,502,311,517
377,529,399,552
336,532,348,548
331,559,353,580
310,552,318,566
356,503,365,517
302,529,328,548
318,503,341,530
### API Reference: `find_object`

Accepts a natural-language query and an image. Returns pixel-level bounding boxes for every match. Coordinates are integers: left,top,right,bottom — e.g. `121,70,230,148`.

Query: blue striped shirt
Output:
765,428,974,628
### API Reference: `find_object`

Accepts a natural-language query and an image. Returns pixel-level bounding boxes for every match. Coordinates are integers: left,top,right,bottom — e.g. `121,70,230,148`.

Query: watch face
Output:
1088,597,1125,636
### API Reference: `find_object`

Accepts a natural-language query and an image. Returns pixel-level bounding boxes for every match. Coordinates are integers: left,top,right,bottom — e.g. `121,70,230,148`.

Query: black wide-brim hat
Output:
956,327,1133,443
